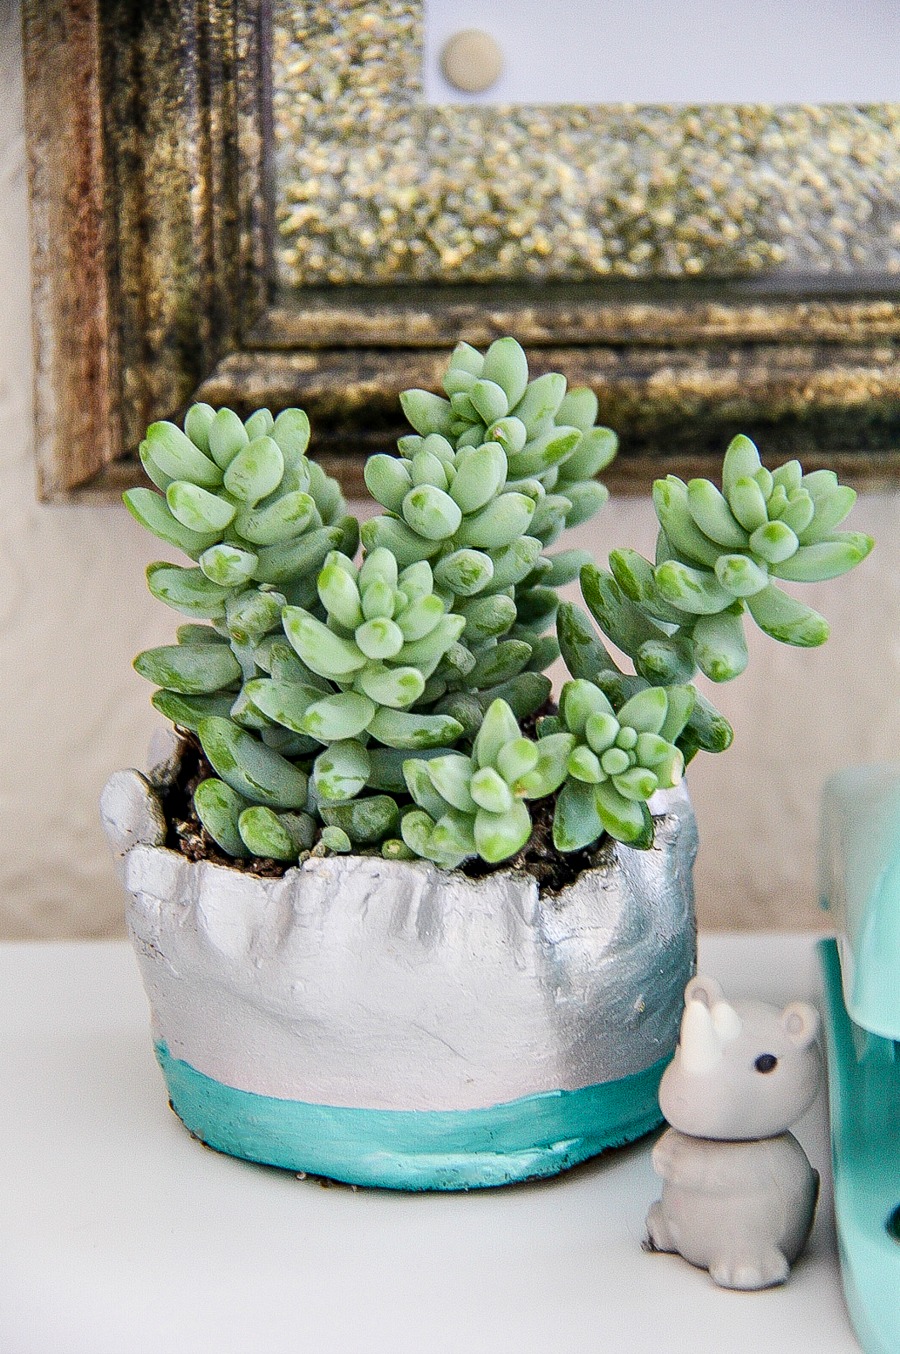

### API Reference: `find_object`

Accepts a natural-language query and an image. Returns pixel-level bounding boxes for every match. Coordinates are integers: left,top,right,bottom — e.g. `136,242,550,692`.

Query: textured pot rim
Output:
100,726,693,904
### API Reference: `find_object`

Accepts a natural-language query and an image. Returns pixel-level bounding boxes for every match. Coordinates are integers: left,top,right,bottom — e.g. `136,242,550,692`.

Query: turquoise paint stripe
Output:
156,1042,668,1190
819,940,900,1354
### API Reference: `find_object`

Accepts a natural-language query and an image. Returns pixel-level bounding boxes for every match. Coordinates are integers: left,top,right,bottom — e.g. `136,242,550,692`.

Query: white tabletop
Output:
0,934,859,1354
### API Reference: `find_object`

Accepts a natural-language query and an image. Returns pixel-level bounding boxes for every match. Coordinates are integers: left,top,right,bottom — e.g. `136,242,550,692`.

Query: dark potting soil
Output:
158,723,621,897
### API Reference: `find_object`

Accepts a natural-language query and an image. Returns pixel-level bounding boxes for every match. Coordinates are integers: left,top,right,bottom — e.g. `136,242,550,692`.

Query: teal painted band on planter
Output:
156,1042,668,1190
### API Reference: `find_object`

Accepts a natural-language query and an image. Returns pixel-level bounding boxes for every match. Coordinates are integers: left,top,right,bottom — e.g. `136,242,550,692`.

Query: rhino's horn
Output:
678,996,723,1075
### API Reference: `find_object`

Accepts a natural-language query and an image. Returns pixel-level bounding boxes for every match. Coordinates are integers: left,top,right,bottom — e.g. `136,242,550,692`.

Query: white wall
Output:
2,2,898,937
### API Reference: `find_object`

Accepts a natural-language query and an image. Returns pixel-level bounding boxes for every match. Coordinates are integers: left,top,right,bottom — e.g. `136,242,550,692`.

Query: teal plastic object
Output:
818,942,899,1354
156,1042,668,1191
821,765,900,1040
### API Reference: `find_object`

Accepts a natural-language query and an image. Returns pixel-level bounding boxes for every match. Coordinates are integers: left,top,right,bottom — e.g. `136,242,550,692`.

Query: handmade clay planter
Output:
101,746,697,1191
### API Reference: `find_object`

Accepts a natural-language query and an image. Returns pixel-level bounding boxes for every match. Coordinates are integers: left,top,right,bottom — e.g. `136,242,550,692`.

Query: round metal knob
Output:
439,30,503,95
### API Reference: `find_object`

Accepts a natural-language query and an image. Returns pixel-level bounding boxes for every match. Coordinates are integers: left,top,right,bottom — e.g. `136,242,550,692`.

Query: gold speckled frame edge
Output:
22,0,900,501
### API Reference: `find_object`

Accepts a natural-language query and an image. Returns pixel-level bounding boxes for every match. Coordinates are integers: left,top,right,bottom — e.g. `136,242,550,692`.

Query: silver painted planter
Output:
101,748,697,1190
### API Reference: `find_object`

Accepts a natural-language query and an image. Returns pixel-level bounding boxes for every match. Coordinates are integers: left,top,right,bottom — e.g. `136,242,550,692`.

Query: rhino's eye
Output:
755,1053,778,1073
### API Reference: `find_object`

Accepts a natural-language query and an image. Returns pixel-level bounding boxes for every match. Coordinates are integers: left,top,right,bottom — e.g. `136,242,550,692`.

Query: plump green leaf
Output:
693,607,749,681
283,608,366,678
399,389,455,437
194,778,251,857
254,524,343,585
151,689,236,733
474,800,531,863
198,717,308,808
199,544,259,587
236,491,318,547
654,561,732,615
367,708,464,749
123,488,218,557
553,779,605,853
473,699,521,769
145,421,223,488
356,664,426,709
454,494,536,550
300,691,376,741
313,740,371,803
272,408,311,462
224,436,285,505
147,563,229,619
482,337,529,407
594,782,654,847
207,408,249,469
238,806,298,860
722,434,762,499
426,754,477,813
184,403,216,454
769,533,873,582
746,584,830,646
322,795,399,845
134,643,241,694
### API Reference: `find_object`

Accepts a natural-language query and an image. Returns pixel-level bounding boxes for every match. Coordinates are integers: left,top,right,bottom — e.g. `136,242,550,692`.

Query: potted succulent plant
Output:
101,338,871,1190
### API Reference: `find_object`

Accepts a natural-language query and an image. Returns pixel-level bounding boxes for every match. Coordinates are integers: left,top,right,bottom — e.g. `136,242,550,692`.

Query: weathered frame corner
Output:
21,0,900,503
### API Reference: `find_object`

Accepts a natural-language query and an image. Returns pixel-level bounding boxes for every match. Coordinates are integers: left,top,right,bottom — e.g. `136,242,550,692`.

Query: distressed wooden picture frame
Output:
22,0,900,502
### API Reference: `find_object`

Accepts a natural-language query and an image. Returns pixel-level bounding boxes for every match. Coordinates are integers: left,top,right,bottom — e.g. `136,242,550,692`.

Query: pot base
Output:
157,1042,667,1191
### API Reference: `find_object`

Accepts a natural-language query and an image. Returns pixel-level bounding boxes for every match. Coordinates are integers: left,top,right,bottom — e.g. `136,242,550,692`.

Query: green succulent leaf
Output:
238,806,299,861
654,560,732,615
184,402,216,454
473,699,521,769
321,795,400,845
399,390,455,437
144,421,223,489
198,717,308,809
194,778,251,857
481,337,530,408
356,665,426,709
123,489,218,557
553,779,605,853
474,800,531,863
693,607,749,682
207,408,249,469
283,609,367,678
134,643,241,694
746,584,830,646
556,602,620,681
652,477,722,569
146,563,230,619
367,707,463,749
594,781,654,847
769,533,873,582
687,479,749,548
300,691,376,741
722,435,762,499
151,689,236,733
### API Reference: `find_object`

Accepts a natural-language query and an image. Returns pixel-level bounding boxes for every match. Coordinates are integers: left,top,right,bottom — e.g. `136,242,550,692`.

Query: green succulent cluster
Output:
573,435,873,691
362,337,618,711
547,682,691,852
130,340,872,869
401,698,573,867
126,405,356,641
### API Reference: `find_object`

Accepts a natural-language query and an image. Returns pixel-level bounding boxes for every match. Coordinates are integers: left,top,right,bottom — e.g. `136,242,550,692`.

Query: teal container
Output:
157,1041,669,1190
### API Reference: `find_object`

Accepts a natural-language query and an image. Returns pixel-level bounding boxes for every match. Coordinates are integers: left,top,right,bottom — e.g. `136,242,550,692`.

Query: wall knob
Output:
439,29,503,95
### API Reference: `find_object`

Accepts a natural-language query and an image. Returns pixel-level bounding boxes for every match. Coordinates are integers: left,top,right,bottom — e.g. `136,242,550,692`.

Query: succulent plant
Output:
566,435,874,690
547,682,692,851
362,337,617,707
128,347,872,871
400,699,571,868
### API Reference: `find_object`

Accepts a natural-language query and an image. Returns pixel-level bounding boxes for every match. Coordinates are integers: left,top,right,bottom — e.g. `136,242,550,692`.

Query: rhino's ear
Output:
781,1001,820,1048
684,974,724,1009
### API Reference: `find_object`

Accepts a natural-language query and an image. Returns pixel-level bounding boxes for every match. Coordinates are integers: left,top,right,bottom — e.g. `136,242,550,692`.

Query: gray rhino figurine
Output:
646,974,822,1290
